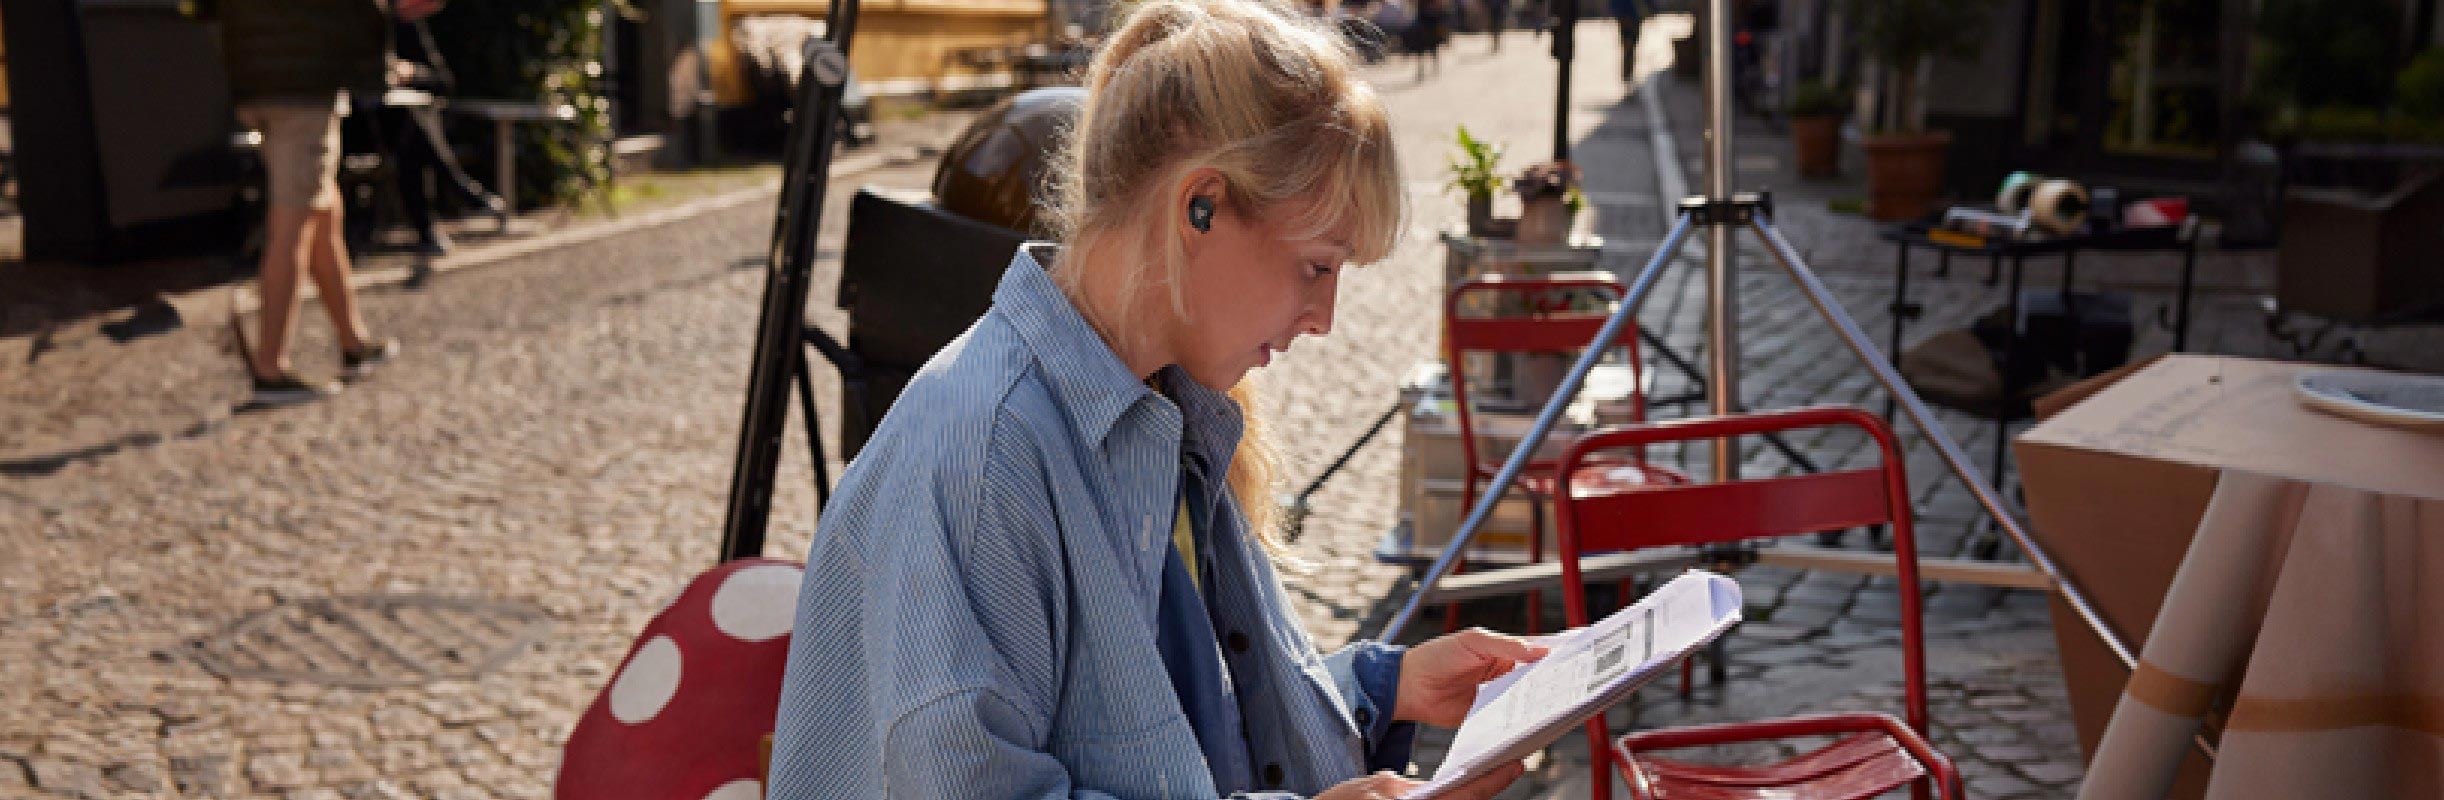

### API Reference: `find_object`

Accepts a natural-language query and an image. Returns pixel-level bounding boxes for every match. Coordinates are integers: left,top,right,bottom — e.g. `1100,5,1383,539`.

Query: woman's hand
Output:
1315,762,1526,800
1394,628,1549,727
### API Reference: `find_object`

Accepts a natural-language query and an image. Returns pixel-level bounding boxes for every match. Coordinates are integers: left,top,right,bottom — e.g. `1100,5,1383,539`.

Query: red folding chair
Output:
1441,275,1686,635
1554,406,1961,800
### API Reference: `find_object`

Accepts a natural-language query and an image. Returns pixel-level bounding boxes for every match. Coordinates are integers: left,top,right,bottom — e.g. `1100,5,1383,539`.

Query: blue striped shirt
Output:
769,244,1413,799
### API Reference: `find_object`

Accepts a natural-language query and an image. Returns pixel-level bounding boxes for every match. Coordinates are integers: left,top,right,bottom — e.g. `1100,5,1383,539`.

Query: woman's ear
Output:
1176,168,1231,241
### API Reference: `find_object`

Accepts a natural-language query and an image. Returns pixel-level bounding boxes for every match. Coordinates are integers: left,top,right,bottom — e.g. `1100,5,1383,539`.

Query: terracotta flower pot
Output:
1515,196,1571,246
1790,115,1841,178
1861,130,1952,222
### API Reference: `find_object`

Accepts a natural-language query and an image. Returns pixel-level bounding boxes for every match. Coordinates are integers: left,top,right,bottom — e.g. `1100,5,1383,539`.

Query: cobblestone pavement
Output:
6,18,2436,800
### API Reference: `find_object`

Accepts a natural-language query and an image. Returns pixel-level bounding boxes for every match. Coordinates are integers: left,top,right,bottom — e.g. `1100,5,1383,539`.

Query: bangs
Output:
1267,93,1404,265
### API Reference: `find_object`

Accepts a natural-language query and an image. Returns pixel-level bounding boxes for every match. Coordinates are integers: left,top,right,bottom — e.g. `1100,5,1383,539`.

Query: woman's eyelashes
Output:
1304,260,1337,279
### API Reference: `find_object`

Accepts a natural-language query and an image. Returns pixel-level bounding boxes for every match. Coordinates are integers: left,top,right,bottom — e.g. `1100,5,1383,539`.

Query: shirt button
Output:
1262,763,1284,787
1226,630,1250,653
1355,707,1373,727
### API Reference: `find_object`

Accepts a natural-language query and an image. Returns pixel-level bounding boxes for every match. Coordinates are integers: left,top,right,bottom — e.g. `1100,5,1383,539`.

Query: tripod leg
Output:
794,348,833,513
1637,324,1709,392
1379,211,1701,643
1887,243,1911,421
1742,215,2141,673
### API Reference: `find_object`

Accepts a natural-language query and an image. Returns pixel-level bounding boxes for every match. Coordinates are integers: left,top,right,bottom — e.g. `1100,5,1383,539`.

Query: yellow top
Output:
1173,500,1199,595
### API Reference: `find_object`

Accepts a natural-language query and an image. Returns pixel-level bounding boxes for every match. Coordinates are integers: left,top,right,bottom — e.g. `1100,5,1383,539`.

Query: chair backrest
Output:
1552,406,1930,738
1442,275,1646,479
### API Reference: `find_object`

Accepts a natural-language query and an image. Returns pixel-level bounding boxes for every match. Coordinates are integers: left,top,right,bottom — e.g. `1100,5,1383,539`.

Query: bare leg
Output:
303,199,371,353
250,205,312,379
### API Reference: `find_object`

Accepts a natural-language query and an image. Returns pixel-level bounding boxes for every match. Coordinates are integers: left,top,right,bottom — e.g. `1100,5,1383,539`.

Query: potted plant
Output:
1847,0,1992,221
1448,126,1506,236
1785,80,1849,178
1512,160,1580,246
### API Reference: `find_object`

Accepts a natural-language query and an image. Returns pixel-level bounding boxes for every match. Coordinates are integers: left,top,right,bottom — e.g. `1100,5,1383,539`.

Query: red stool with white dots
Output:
557,558,805,800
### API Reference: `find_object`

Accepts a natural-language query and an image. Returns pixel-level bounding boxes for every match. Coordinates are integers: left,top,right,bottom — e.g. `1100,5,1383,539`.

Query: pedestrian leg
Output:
303,197,373,353
250,206,311,378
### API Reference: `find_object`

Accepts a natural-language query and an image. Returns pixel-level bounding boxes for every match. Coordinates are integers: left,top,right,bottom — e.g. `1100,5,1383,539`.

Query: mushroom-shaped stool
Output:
558,558,804,800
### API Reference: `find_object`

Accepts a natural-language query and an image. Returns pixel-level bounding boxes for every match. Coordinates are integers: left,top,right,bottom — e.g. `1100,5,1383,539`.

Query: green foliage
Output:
1785,80,1849,118
1844,0,1991,133
2273,106,2444,144
1844,0,1991,76
424,0,612,209
2253,0,2395,113
2398,49,2444,121
1446,126,1505,200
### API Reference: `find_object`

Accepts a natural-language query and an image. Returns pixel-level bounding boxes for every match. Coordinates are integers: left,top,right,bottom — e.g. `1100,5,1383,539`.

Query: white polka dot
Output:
609,635,682,724
702,780,760,800
710,564,802,642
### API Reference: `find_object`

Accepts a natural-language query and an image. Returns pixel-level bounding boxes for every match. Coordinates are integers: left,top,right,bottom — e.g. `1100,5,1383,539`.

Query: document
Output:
1405,570,1743,799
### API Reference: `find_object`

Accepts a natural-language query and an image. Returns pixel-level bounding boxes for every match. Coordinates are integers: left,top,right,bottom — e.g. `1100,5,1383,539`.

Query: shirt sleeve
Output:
1323,641,1420,774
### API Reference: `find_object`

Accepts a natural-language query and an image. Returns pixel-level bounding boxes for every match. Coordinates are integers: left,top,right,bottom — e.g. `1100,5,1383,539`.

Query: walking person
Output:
355,16,507,257
767,0,1543,797
1612,0,1649,81
209,0,435,406
1404,0,1450,79
1484,0,1509,51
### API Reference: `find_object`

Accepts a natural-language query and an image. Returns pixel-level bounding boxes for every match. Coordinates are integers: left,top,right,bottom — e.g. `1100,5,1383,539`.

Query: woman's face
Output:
1169,185,1349,391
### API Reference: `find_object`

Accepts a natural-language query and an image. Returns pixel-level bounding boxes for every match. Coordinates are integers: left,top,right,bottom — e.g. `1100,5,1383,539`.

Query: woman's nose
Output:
1302,280,1339,337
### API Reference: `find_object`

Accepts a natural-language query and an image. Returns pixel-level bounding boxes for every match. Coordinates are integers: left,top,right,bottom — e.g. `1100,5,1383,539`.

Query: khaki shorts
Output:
237,100,343,210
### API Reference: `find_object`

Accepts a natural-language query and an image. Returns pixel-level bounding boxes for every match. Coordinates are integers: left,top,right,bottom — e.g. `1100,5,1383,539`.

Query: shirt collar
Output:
995,244,1245,473
1160,364,1245,482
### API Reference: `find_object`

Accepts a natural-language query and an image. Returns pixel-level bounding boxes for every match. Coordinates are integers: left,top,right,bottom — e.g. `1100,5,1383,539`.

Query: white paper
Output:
1403,571,1741,799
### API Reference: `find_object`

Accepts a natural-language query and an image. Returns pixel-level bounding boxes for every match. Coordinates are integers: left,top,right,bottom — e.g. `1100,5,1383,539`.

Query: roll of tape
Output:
1996,171,2041,215
2028,179,2090,235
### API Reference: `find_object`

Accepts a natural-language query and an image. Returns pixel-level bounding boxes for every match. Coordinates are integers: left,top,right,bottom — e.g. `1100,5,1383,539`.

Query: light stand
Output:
1374,3,2149,725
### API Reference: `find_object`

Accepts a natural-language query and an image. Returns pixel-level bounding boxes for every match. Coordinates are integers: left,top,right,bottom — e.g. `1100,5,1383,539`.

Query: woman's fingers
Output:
1317,771,1423,800
1437,761,1528,800
1457,627,1551,663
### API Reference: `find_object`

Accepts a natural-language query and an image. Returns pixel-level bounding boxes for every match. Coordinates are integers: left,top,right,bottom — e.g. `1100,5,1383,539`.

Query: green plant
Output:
2398,49,2444,121
1844,0,1993,133
426,0,614,209
1786,80,1850,118
2253,0,2396,114
2273,105,2444,144
1447,126,1505,199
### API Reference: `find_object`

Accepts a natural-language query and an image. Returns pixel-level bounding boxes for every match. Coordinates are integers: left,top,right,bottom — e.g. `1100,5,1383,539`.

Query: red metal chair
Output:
1554,406,1961,800
1441,274,1686,635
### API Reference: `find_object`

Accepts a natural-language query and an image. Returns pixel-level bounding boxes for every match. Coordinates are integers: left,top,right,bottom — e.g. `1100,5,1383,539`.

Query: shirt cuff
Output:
1347,642,1419,773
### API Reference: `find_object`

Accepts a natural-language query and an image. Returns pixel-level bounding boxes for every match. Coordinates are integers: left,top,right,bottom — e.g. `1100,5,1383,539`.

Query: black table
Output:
1878,222,2201,498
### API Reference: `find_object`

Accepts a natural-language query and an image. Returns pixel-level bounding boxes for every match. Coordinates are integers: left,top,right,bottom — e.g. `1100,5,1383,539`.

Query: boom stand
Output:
1375,0,2179,758
718,0,862,564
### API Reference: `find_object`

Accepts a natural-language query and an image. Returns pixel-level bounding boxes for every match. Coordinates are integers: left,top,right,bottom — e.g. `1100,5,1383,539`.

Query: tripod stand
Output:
718,0,862,563
1375,1,2147,735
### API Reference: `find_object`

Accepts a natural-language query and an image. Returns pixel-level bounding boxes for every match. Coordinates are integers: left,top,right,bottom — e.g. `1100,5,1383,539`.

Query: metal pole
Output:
1701,0,1738,488
1551,0,1576,162
718,29,856,563
1744,216,2137,671
1379,212,1699,642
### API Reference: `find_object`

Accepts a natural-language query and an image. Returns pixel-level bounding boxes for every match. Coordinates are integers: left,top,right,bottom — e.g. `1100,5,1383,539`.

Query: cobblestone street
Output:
4,16,2413,800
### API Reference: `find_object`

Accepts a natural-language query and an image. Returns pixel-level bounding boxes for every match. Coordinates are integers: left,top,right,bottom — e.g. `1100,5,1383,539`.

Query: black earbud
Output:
1187,196,1215,233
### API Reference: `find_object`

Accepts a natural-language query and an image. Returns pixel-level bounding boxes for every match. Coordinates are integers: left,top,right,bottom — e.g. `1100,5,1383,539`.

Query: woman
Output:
767,0,1543,797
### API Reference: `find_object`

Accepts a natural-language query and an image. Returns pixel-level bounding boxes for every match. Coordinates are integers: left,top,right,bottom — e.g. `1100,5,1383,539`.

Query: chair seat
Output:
1473,458,1690,499
1617,731,1929,800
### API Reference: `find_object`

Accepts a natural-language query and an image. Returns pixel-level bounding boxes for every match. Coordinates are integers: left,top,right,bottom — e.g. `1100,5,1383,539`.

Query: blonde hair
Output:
1048,0,1405,547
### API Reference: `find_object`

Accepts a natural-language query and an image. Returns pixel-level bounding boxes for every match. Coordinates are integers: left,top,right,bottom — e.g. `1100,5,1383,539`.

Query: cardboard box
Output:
1406,477,1554,563
2014,355,2444,797
1392,360,1657,565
